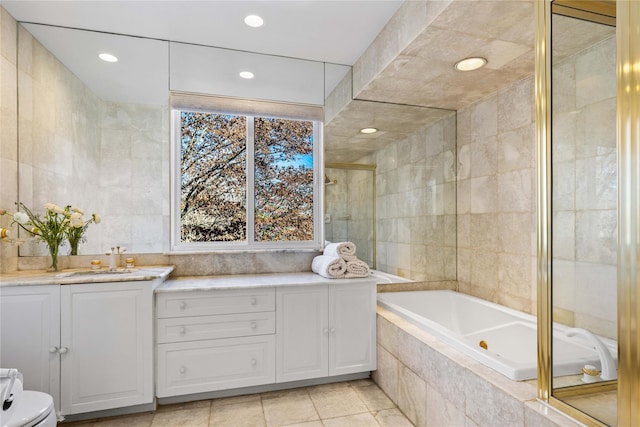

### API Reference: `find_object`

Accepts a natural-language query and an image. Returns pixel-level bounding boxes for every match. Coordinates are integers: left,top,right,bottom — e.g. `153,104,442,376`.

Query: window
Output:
171,97,323,251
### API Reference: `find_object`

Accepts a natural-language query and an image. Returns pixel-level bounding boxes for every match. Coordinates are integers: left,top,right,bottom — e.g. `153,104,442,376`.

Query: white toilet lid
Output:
2,391,54,427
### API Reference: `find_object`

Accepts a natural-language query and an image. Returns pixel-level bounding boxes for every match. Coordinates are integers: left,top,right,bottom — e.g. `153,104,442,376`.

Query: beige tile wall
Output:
0,7,19,273
456,76,537,314
365,113,457,281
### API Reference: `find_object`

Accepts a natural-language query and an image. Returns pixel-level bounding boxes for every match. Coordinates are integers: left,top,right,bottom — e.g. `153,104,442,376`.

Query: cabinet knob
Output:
330,328,336,334
59,347,69,354
179,327,186,335
250,322,257,329
179,366,186,374
250,297,257,306
49,346,58,353
251,358,257,366
179,301,187,310
323,328,329,334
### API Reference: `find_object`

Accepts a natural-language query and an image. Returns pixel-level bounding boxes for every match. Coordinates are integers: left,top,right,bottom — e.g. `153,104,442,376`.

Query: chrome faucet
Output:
565,327,617,380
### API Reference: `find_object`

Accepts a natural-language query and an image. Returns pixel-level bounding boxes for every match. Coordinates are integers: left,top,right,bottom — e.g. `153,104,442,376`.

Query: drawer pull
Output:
251,358,257,366
179,302,187,310
179,327,186,335
179,366,186,374
250,297,257,306
250,322,257,329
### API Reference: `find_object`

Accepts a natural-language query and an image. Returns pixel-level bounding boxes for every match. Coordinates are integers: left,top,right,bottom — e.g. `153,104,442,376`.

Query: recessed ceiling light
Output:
98,53,118,63
454,57,487,71
360,128,378,134
244,14,264,28
239,71,255,79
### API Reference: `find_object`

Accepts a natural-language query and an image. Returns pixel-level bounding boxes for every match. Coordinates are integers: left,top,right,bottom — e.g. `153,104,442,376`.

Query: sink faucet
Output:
565,327,617,380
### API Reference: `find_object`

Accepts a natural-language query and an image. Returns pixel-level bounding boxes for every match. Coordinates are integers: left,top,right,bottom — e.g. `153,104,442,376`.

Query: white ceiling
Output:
2,0,403,66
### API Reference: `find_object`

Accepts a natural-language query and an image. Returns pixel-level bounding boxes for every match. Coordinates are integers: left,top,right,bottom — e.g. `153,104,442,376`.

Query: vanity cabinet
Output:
276,281,376,383
0,285,61,407
155,288,276,397
0,281,153,416
60,282,153,415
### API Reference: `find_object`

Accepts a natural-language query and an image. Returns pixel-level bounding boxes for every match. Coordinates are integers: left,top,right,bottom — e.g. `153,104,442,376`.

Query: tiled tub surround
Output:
374,306,583,427
377,290,615,382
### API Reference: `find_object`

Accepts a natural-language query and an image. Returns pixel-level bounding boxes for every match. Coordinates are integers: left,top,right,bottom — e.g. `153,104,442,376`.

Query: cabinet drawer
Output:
157,312,276,343
156,288,275,318
156,335,275,397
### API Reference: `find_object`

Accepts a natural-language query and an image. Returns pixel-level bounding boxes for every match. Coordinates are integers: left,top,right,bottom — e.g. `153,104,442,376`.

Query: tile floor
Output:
61,379,413,427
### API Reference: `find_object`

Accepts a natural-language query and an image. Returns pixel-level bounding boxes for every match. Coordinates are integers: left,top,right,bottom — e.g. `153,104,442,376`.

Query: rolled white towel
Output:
324,241,357,261
312,255,347,279
345,259,370,278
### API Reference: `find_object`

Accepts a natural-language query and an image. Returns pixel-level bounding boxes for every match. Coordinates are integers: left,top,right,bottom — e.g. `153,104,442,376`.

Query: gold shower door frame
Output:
536,0,640,424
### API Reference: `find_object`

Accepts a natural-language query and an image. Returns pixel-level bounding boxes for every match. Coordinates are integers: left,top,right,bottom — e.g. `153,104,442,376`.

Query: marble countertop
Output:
157,272,377,292
0,266,175,286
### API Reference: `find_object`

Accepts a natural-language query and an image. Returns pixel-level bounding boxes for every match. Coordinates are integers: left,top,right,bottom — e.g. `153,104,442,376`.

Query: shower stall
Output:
323,163,376,268
537,1,640,425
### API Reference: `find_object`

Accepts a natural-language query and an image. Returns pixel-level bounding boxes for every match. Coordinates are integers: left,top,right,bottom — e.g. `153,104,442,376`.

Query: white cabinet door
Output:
60,281,152,415
0,286,60,408
329,282,376,376
276,285,328,382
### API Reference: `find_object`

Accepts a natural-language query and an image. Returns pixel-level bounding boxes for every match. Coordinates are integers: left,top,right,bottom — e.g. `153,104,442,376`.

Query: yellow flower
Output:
30,227,40,235
92,213,101,224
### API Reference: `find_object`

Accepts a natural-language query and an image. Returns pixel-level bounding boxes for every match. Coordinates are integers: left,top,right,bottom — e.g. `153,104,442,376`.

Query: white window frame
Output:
170,93,324,252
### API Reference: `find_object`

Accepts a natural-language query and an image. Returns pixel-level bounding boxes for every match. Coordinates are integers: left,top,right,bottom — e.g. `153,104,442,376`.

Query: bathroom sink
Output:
56,268,138,278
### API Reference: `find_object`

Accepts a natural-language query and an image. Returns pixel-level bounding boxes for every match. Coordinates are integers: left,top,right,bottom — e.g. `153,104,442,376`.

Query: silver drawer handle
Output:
179,327,186,334
250,297,257,306
251,358,257,366
179,301,187,310
180,366,186,374
250,322,257,329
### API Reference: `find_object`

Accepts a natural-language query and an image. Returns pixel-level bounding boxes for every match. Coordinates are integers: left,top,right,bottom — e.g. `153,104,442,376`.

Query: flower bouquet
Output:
1,203,100,271
67,208,101,256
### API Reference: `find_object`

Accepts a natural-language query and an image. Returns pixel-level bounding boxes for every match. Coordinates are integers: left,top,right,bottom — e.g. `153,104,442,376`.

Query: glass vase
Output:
47,243,60,272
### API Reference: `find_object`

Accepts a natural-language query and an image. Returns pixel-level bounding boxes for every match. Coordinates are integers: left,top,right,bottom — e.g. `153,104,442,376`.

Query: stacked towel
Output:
345,259,370,278
311,241,370,279
323,241,357,261
312,255,347,279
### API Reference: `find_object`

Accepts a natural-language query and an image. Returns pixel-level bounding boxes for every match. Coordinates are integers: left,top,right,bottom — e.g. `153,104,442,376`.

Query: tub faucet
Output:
565,327,617,380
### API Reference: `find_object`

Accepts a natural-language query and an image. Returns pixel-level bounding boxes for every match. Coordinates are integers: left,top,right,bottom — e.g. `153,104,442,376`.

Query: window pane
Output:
254,117,314,241
180,112,247,242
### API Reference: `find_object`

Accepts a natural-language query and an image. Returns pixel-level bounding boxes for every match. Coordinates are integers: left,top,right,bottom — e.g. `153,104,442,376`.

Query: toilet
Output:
1,369,56,427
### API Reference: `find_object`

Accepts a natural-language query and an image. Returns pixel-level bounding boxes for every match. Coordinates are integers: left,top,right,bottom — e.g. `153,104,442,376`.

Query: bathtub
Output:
369,270,415,284
377,290,617,381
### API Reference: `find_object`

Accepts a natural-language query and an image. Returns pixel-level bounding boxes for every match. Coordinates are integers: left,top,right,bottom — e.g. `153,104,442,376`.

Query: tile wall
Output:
456,76,537,314
360,113,457,281
0,8,18,273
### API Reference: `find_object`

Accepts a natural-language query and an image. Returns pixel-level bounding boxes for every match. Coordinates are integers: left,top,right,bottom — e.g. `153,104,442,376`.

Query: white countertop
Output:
156,272,377,292
0,266,175,286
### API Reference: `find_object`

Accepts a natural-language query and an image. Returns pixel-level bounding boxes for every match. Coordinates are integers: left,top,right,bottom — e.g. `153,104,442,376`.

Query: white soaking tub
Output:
369,270,415,284
377,290,617,381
